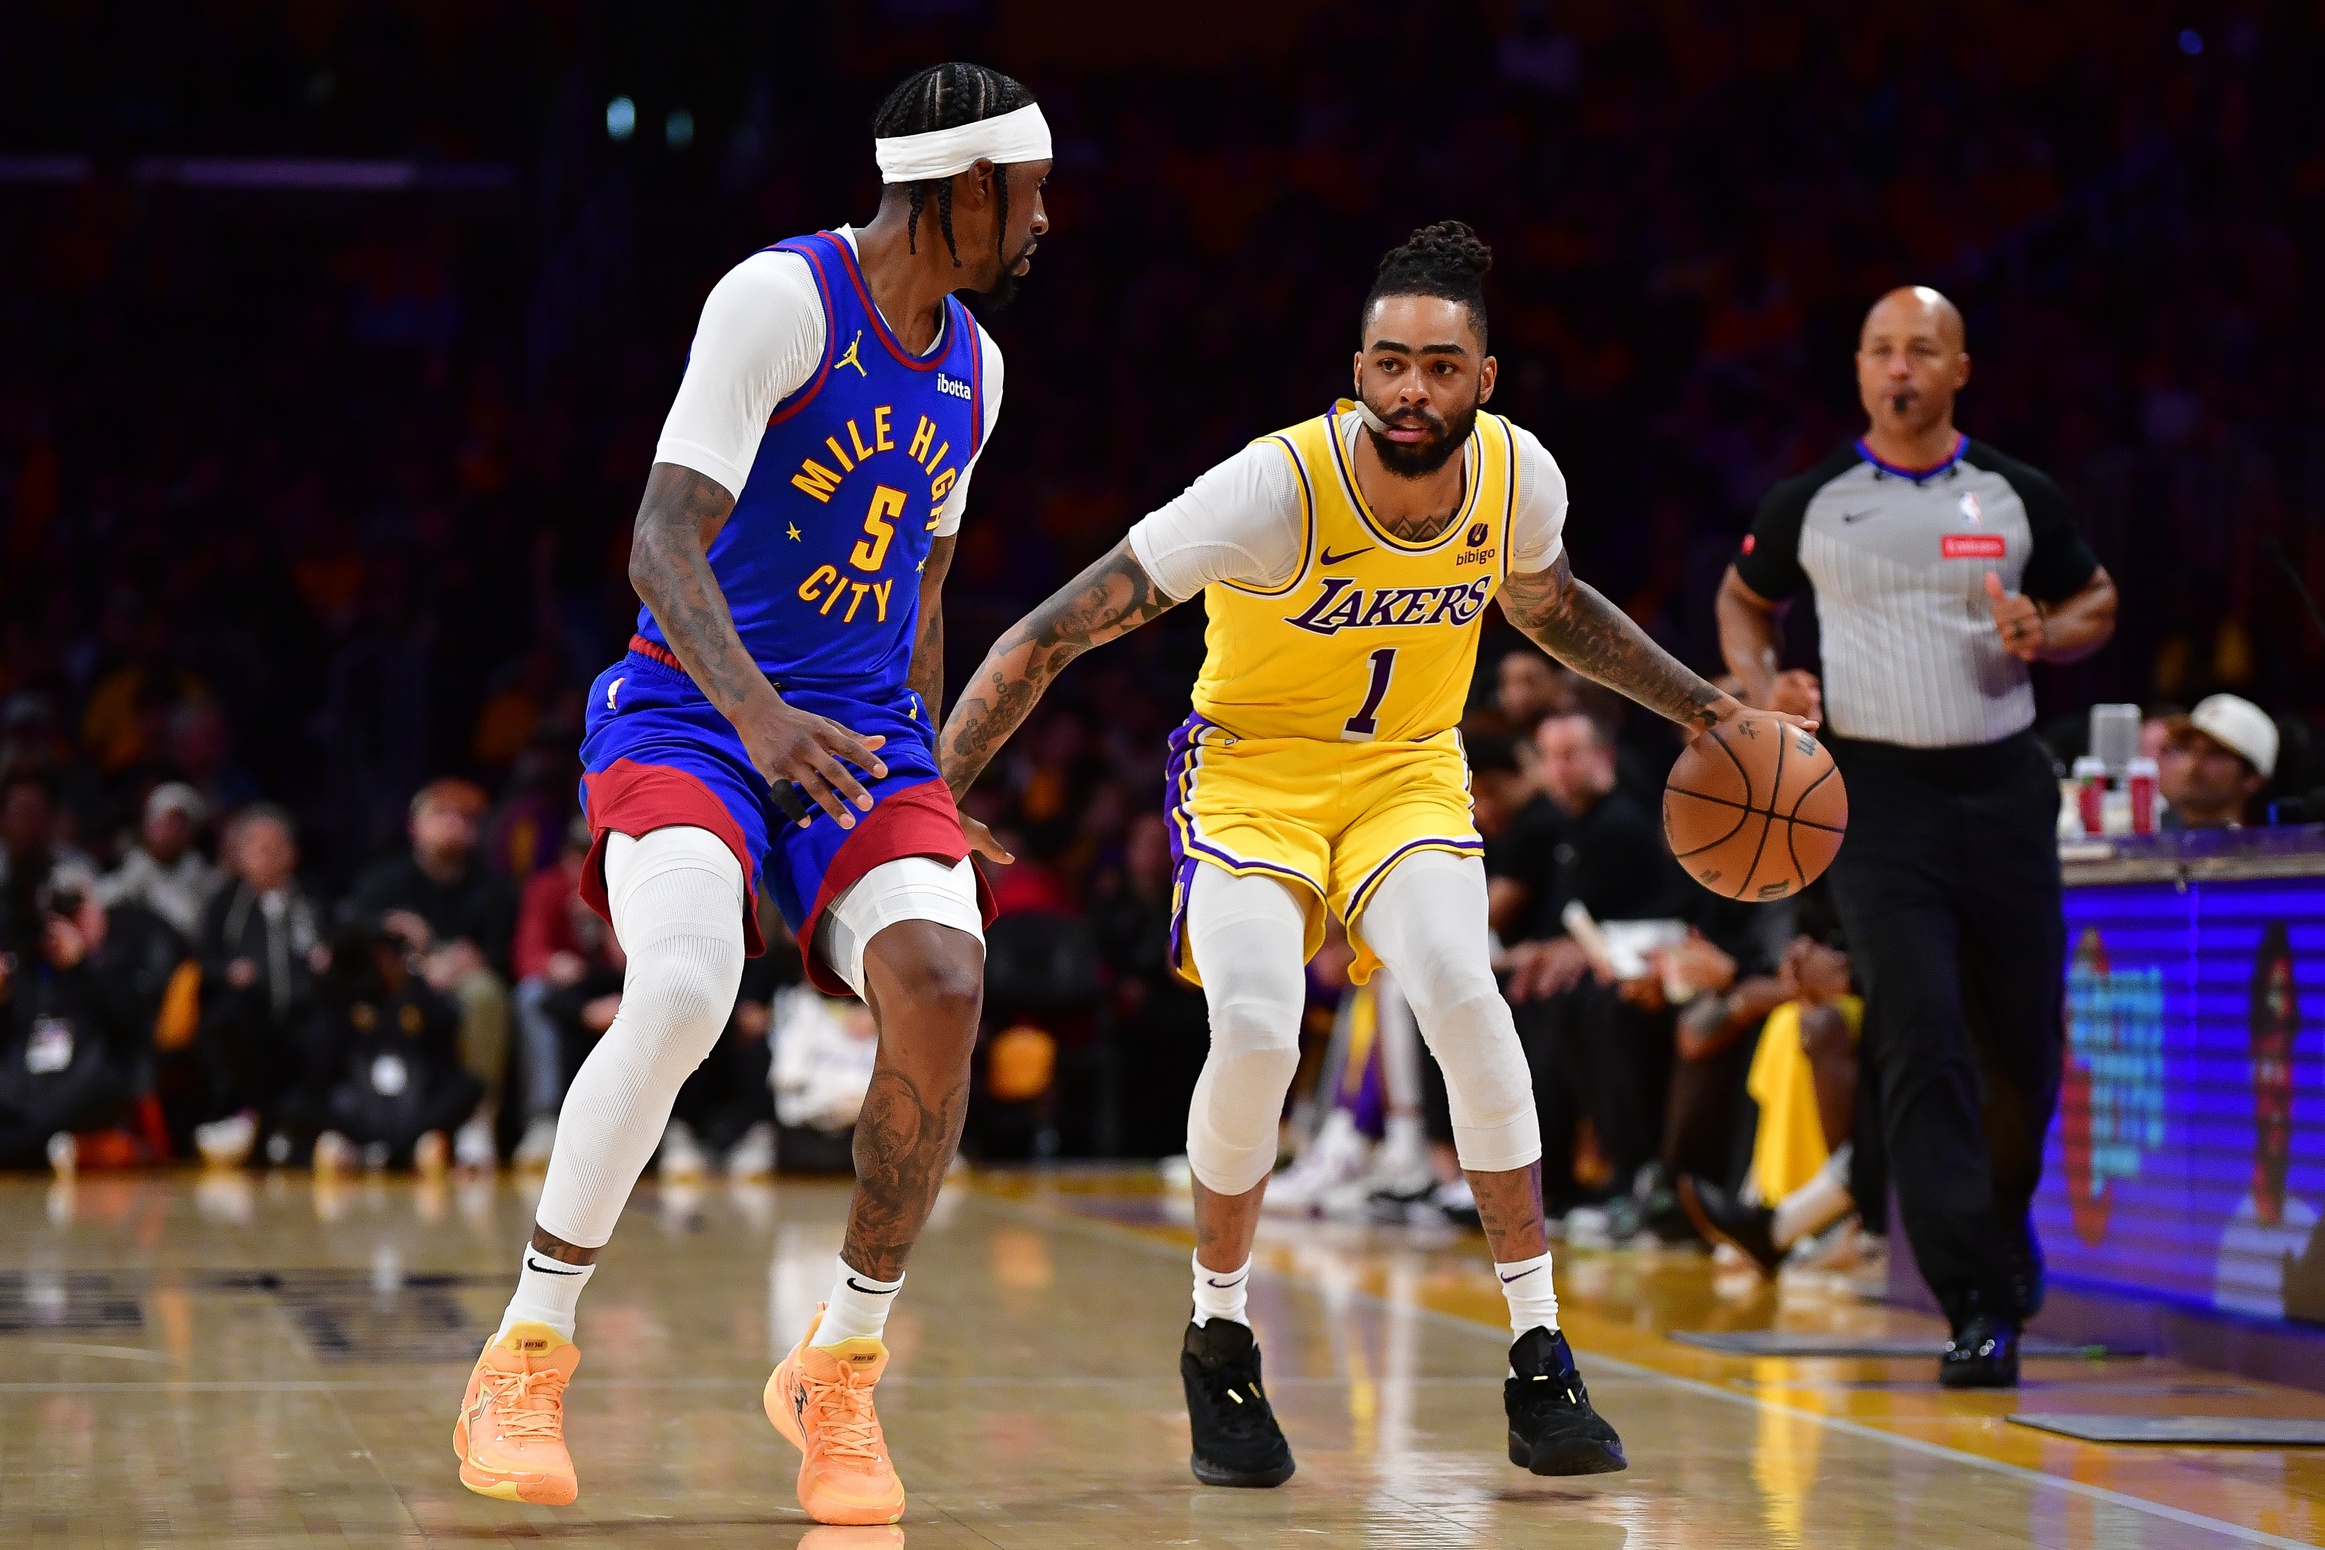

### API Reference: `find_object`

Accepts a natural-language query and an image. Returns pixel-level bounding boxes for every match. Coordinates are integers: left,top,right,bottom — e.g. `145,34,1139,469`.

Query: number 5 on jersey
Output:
849,485,907,572
1343,647,1396,740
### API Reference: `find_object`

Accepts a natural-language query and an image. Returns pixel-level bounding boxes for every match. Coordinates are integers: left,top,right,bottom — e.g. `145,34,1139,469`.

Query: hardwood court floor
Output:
3,1169,2323,1548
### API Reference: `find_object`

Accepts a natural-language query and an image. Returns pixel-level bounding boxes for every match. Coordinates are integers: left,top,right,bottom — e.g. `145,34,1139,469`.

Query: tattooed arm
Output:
910,534,957,715
628,461,890,827
939,538,1180,800
1497,553,1802,737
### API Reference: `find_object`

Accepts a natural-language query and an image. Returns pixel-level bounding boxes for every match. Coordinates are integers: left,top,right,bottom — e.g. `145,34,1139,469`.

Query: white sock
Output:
1191,1250,1251,1327
1772,1143,1855,1249
814,1257,903,1346
498,1243,596,1340
1495,1252,1560,1336
1383,1111,1426,1151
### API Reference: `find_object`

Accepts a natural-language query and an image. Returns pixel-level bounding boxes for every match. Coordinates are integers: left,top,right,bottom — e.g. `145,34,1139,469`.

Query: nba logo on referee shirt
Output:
1958,492,1982,524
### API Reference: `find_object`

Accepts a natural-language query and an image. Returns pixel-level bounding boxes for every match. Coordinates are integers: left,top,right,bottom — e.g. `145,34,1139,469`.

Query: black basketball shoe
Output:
1677,1175,1785,1275
1939,1314,2022,1388
1181,1317,1296,1487
1506,1327,1627,1475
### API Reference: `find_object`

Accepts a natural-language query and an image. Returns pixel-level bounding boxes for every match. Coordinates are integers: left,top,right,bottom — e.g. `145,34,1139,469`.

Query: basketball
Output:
1662,715,1848,900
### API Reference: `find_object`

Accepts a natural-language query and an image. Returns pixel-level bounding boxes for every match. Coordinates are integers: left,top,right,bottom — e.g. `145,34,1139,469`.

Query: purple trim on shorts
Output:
1343,834,1485,926
1161,712,1322,979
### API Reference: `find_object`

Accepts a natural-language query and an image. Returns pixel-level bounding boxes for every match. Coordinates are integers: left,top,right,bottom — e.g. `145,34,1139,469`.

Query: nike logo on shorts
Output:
1319,544,1374,565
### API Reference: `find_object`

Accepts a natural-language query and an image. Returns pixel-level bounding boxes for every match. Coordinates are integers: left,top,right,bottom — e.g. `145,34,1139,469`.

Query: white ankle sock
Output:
1191,1251,1251,1327
498,1243,596,1340
1773,1143,1855,1249
814,1257,903,1346
1495,1252,1560,1336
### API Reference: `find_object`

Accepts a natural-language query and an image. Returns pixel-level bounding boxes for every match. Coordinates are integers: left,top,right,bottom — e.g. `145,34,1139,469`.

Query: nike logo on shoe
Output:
525,1256,586,1277
1319,545,1373,565
1499,1266,1542,1283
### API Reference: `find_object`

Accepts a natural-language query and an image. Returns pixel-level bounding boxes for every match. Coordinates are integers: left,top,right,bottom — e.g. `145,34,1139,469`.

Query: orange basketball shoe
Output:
452,1321,581,1504
764,1309,906,1526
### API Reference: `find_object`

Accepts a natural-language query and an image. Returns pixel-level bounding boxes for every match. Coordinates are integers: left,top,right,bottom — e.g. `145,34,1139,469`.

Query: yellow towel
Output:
1746,996,1862,1203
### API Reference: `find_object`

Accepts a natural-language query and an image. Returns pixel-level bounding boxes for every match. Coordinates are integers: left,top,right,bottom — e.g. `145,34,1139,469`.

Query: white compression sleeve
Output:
1371,967,1424,1114
819,855,984,1002
1356,851,1541,1175
533,827,746,1248
1182,865,1311,1197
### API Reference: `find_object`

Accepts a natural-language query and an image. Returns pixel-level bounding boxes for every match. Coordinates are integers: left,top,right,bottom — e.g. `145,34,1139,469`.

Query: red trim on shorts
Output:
580,758,766,958
627,634,685,672
797,778,998,998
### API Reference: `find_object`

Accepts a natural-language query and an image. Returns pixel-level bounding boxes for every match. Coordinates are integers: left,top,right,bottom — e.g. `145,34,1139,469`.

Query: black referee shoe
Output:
1181,1317,1296,1488
1939,1315,2021,1389
1506,1327,1627,1475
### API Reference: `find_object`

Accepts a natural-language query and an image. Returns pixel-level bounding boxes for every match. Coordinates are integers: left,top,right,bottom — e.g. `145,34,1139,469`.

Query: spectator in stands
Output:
2160,694,2278,829
1679,928,1867,1275
1493,647,1575,740
1469,730,1564,940
186,805,326,1166
1501,713,1690,1221
305,923,480,1174
508,818,622,1168
1,771,94,943
344,779,515,1168
0,869,152,1171
101,783,218,941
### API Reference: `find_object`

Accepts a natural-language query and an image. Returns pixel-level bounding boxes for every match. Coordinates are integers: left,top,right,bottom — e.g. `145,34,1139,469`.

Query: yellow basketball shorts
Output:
1162,712,1481,985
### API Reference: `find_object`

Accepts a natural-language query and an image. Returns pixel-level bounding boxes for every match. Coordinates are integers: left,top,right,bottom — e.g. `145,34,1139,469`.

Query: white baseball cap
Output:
2188,693,2278,780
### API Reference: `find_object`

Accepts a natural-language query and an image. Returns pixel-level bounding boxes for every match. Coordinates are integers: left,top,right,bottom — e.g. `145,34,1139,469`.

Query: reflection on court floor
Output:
2,1170,2321,1548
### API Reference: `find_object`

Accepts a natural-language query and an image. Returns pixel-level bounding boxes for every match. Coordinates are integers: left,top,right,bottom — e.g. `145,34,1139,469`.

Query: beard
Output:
966,239,1037,316
1360,390,1478,477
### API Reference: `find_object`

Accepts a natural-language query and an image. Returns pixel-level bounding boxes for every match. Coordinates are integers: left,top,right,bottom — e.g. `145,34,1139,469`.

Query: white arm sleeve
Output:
1125,441,1307,601
654,251,828,498
931,330,1003,537
1506,423,1570,574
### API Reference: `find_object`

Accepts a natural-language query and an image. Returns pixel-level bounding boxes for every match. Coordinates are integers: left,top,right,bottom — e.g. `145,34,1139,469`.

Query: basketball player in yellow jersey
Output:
939,222,1805,1486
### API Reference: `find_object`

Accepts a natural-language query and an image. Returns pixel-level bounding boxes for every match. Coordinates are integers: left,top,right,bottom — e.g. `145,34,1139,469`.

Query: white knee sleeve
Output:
534,826,746,1248
1183,865,1309,1196
1358,851,1540,1174
819,855,984,1001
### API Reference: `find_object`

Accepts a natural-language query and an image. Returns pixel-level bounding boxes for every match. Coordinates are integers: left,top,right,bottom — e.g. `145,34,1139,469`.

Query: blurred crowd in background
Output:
2,3,2323,1195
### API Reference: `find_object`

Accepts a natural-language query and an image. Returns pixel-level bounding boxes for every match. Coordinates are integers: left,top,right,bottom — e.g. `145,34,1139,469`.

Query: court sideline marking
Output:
973,1185,2321,1550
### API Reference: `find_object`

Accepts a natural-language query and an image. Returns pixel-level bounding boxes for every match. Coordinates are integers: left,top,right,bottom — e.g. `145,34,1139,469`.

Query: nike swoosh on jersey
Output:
525,1256,586,1277
1840,509,1879,523
1319,544,1374,565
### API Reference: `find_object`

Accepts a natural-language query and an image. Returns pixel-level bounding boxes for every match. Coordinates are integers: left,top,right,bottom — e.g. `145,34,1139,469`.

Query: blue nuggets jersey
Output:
633,230,989,703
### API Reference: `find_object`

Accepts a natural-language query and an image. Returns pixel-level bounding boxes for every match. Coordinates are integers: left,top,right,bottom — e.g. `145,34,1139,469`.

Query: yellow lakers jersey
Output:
1191,402,1518,743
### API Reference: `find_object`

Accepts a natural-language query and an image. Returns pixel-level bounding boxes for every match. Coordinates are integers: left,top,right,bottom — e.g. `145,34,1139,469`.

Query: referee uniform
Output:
1735,435,2100,1333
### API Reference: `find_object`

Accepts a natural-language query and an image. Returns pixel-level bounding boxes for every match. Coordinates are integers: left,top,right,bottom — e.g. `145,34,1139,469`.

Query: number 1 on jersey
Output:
1344,647,1397,739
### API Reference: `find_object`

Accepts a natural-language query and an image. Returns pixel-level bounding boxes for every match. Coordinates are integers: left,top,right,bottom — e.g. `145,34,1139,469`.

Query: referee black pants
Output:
1826,731,2064,1328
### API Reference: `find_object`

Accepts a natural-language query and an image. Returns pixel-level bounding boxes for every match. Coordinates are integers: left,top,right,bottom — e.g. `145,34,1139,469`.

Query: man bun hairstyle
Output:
1364,219,1493,345
872,61,1036,269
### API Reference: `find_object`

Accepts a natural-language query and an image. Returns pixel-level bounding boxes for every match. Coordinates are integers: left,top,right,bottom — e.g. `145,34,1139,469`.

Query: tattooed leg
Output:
1467,1161,1551,1264
843,919,986,1281
1192,1177,1269,1275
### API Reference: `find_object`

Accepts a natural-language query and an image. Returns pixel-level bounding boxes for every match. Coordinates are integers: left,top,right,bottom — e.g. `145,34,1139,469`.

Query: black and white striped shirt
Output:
1736,438,2098,750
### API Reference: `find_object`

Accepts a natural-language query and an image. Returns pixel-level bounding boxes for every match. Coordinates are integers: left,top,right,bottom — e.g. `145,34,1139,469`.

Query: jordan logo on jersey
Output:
834,331,867,377
1284,575,1494,635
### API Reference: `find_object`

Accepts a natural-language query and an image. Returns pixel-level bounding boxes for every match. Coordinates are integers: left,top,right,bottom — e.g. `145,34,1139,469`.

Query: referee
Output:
1715,286,2117,1388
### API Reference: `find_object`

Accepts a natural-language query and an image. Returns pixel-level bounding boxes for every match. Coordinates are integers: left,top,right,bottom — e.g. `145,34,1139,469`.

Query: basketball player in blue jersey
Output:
450,63,1049,1527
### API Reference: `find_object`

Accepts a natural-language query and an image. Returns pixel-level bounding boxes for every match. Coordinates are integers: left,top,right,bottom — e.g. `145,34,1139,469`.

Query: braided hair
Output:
871,62,1036,269
1363,220,1493,346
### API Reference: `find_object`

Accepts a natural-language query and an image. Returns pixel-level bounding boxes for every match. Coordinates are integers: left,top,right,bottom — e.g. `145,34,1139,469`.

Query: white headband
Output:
875,103,1052,184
